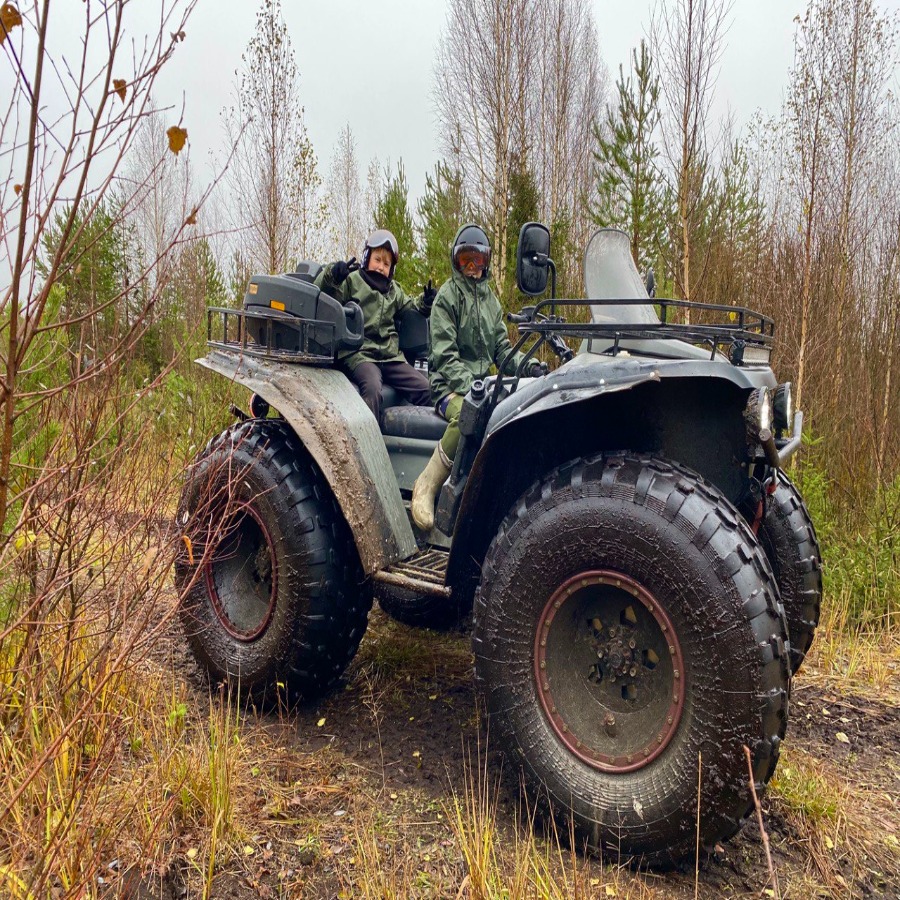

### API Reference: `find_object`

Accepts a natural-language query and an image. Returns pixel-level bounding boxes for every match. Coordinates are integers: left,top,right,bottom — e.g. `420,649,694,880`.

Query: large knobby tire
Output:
174,419,372,703
473,454,790,867
757,470,822,674
376,585,449,629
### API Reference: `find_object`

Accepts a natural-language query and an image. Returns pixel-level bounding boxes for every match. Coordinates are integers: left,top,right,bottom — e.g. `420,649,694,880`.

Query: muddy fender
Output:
197,350,417,574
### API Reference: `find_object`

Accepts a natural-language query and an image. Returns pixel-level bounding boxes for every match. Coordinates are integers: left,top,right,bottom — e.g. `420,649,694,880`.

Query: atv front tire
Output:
757,470,822,674
473,454,790,867
175,419,371,702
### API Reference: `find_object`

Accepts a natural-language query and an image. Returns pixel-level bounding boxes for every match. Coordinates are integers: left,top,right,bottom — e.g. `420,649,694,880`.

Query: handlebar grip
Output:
507,313,528,324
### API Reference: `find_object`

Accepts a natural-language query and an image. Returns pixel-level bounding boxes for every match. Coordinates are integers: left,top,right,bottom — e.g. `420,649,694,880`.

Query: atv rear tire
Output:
175,419,371,703
757,470,822,674
473,454,790,867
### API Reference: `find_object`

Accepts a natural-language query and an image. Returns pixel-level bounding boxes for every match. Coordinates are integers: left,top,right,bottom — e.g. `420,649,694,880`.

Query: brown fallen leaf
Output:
13,183,21,195
113,79,127,102
0,3,22,44
166,125,187,155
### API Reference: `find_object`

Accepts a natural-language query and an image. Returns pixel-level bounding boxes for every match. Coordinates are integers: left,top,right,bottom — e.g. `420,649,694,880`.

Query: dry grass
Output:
770,744,899,898
804,588,900,697
337,746,663,900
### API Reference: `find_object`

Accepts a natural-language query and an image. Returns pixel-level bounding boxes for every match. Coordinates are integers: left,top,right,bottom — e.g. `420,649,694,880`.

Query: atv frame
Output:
175,225,821,865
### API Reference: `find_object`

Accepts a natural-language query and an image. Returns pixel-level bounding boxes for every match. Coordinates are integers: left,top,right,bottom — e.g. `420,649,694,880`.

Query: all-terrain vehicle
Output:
174,225,822,865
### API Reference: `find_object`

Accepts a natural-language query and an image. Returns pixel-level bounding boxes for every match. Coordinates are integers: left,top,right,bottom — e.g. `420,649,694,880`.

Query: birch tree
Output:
434,0,538,299
532,0,605,289
222,0,307,273
652,0,731,317
326,123,365,260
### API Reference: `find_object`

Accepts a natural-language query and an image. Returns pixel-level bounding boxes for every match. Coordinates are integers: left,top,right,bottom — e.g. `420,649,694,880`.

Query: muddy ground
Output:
134,608,900,900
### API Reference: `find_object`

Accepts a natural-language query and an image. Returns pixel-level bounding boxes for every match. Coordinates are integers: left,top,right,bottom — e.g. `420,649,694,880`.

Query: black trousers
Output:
350,361,431,421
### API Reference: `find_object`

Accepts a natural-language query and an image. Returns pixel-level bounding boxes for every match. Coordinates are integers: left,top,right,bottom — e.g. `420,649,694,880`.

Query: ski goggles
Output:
454,245,491,271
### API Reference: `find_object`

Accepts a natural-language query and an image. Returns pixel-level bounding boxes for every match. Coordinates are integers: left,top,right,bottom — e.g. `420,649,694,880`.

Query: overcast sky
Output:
33,0,900,205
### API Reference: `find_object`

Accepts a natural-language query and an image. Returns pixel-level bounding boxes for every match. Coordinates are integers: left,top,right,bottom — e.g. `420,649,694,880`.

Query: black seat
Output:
380,404,447,440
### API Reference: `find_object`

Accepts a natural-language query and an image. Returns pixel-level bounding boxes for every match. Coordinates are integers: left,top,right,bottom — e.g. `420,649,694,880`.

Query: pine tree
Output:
417,160,468,287
374,161,424,293
38,200,127,352
504,154,541,310
591,40,665,272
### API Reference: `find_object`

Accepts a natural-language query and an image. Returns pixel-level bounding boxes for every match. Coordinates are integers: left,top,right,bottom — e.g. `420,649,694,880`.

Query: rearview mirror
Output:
516,222,551,297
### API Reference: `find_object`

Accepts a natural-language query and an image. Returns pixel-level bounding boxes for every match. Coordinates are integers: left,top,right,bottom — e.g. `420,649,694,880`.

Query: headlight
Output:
773,382,792,433
741,345,771,366
744,387,773,438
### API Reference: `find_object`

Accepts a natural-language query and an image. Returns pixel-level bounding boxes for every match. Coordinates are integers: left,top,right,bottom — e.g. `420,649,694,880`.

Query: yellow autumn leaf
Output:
605,886,616,897
166,125,187,155
186,848,198,860
0,4,22,45
835,731,850,744
316,717,325,727
14,530,36,551
243,845,255,856
113,79,127,102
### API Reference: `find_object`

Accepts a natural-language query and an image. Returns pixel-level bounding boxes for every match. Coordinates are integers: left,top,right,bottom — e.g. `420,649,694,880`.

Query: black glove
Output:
421,279,437,312
527,360,547,378
331,257,357,285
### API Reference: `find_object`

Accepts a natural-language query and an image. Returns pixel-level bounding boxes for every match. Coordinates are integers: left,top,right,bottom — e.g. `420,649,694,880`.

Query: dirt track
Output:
143,608,900,900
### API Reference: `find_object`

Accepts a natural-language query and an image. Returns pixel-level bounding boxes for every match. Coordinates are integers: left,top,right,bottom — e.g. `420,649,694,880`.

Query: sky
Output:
24,0,900,206
142,0,812,202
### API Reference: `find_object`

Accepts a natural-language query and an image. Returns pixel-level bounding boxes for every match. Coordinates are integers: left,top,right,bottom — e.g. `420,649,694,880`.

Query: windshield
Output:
584,229,659,325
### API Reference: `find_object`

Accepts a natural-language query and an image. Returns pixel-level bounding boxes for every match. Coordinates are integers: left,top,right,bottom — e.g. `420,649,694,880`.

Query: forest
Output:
1,0,898,897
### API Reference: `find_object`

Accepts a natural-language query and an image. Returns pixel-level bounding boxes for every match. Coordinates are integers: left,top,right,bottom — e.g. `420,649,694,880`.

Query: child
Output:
316,229,436,421
411,224,541,531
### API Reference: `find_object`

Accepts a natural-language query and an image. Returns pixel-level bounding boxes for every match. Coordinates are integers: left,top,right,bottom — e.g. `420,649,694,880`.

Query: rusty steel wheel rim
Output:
534,570,686,773
204,503,278,642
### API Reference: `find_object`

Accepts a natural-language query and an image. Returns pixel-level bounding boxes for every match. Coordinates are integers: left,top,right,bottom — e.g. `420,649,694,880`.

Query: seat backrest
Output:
396,307,429,363
293,260,323,284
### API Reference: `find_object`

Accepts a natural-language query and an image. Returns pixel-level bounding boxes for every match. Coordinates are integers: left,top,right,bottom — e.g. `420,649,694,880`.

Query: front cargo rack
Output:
513,297,775,364
207,307,336,365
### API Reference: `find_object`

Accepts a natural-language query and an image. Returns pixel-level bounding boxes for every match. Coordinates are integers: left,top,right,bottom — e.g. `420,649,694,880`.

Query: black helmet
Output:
362,229,399,279
451,224,491,281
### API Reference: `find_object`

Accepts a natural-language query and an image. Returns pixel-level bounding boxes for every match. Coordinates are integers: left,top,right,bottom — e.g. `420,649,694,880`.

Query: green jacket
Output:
315,264,427,371
428,270,524,404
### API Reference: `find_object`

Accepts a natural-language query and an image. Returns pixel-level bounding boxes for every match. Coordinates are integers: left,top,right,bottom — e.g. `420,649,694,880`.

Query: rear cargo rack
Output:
207,307,336,365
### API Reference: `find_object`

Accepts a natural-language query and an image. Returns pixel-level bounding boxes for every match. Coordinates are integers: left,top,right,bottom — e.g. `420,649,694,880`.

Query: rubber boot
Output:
411,444,451,531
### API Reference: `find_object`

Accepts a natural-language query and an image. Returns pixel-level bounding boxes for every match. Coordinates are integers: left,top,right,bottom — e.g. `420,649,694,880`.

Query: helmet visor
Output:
365,229,399,262
454,245,491,272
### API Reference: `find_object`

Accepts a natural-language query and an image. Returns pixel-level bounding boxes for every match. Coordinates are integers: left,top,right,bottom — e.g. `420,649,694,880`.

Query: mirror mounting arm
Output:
532,253,557,313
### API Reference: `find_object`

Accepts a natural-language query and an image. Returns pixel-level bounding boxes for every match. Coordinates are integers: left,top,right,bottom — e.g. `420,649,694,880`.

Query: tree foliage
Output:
418,160,469,286
591,40,665,273
374,161,425,293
